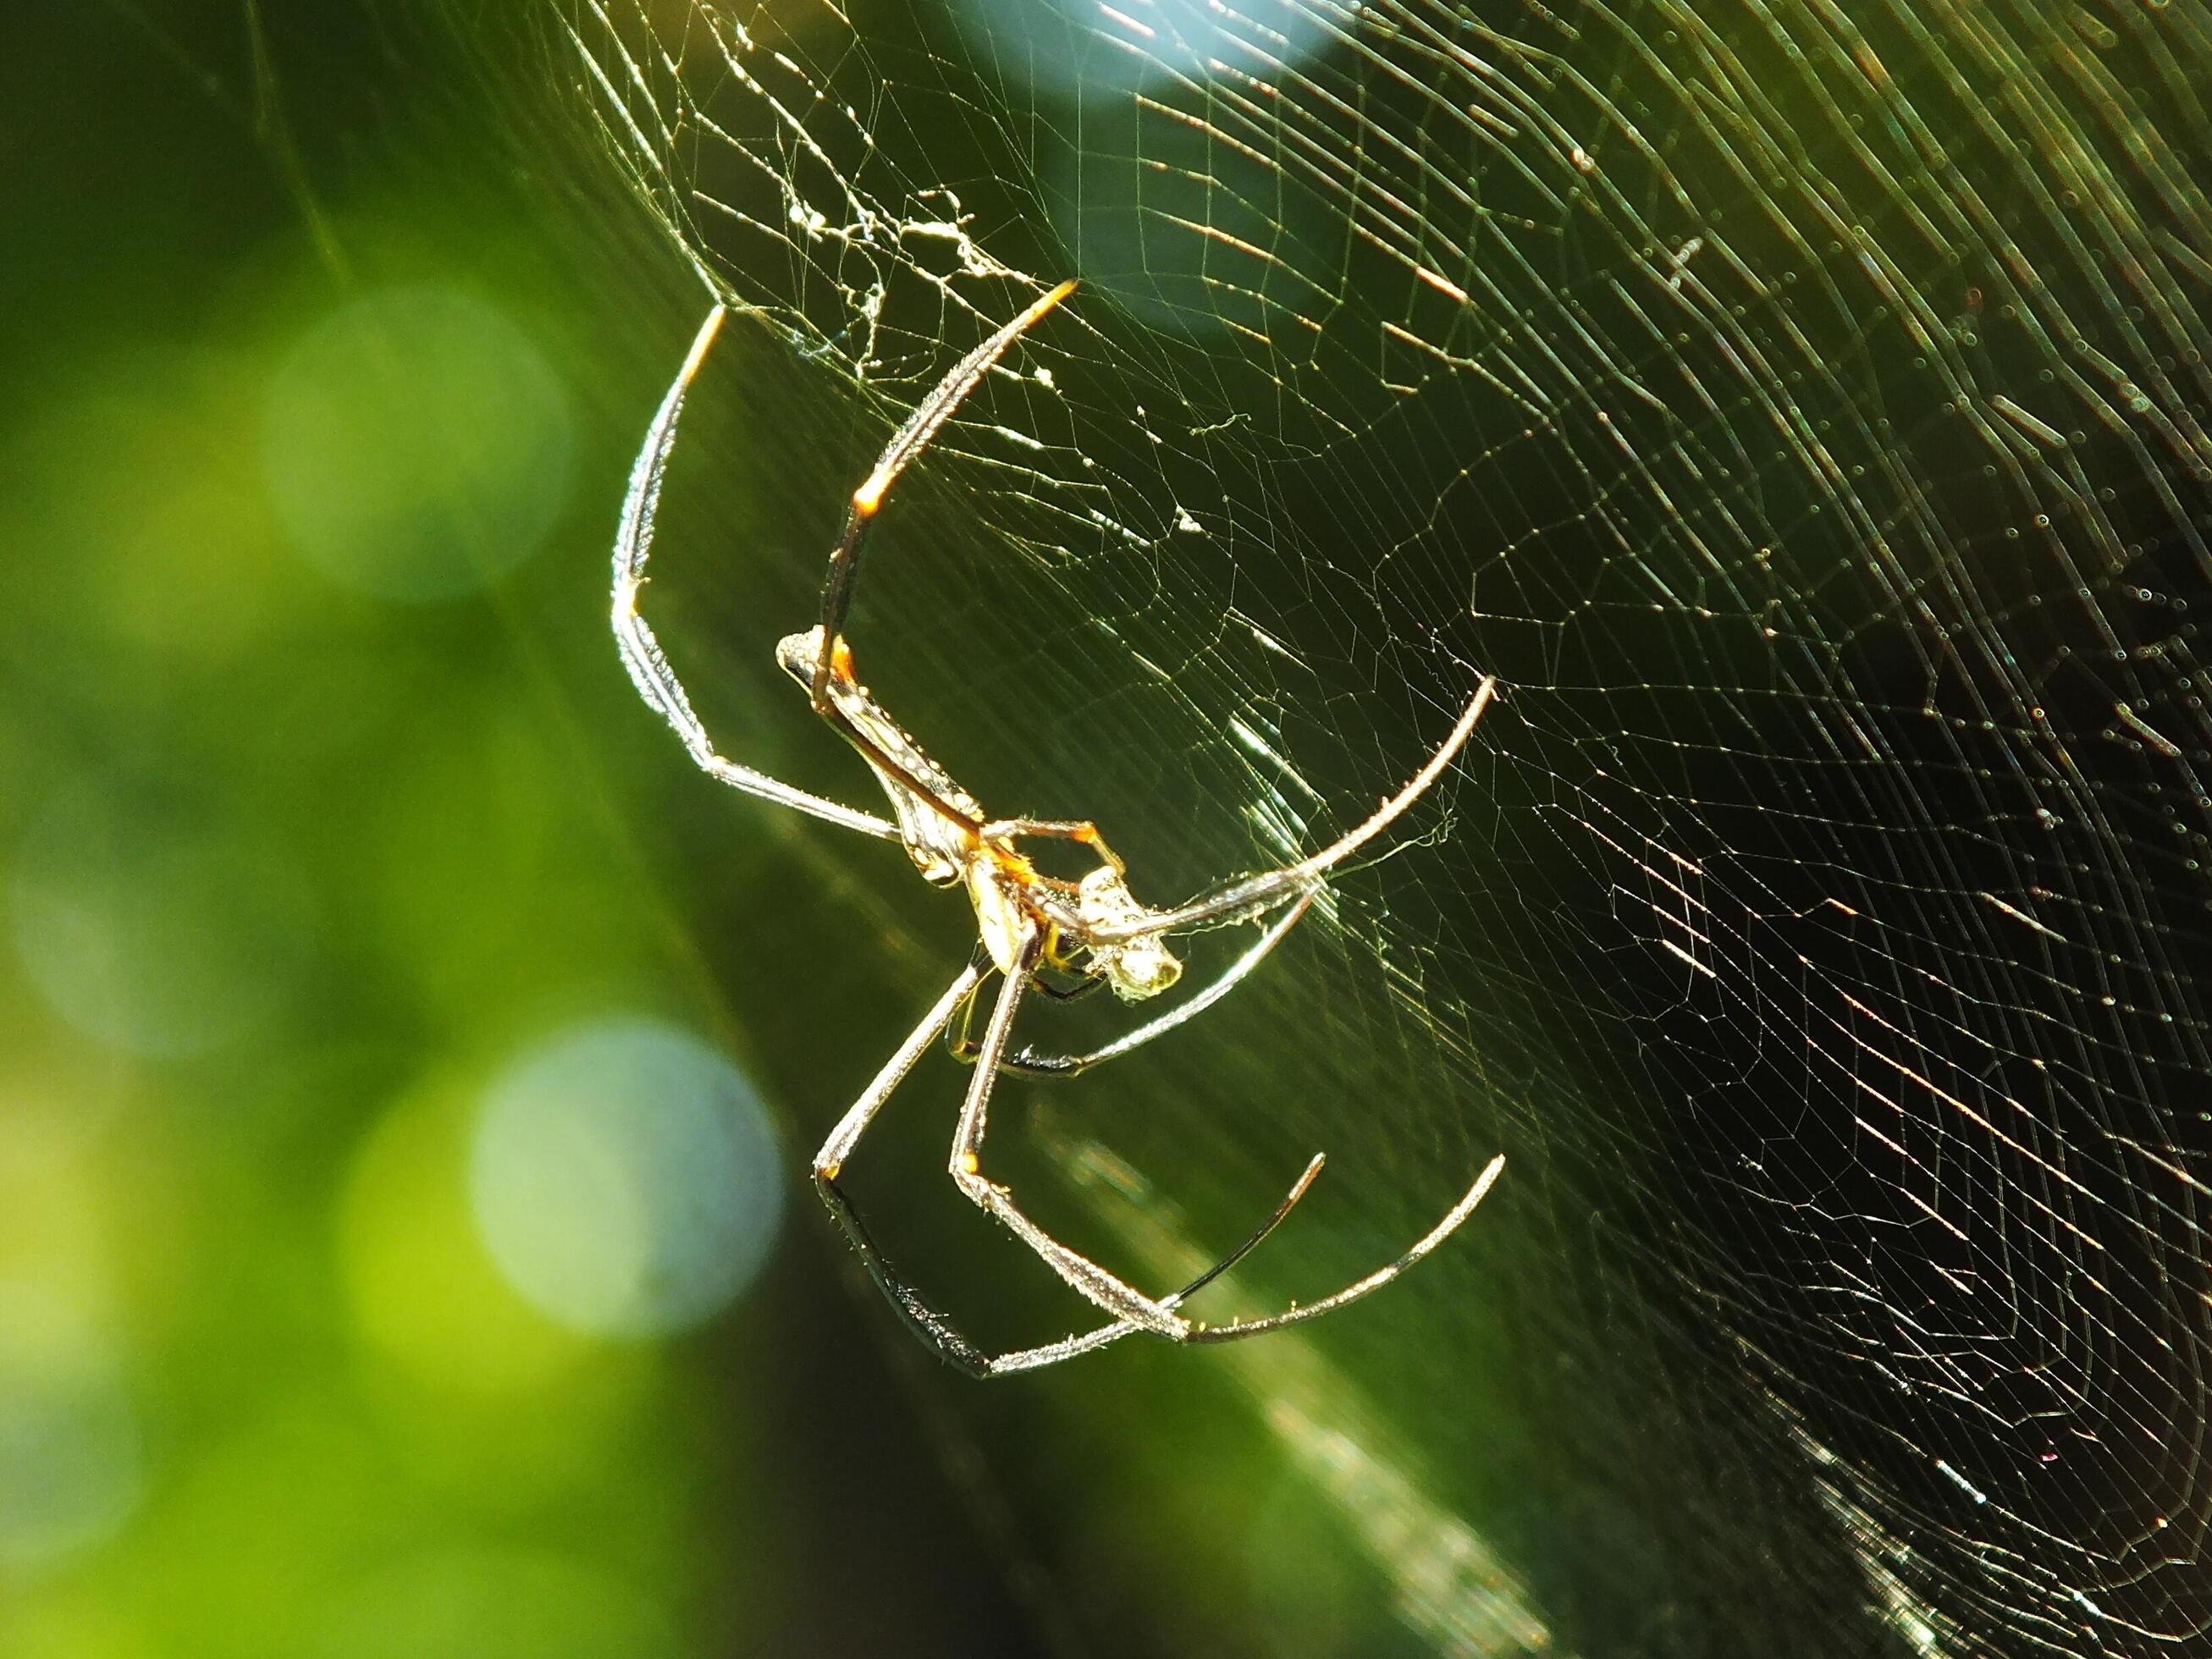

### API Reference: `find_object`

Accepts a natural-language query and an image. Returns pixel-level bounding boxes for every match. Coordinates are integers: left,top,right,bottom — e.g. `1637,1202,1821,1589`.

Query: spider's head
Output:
1076,865,1183,1001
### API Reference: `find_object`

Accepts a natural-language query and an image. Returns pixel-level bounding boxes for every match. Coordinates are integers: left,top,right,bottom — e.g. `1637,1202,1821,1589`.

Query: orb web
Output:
558,1,2212,1651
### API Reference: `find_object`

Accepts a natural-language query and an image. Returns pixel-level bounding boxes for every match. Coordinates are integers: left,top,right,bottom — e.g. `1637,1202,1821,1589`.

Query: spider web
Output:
558,1,2212,1653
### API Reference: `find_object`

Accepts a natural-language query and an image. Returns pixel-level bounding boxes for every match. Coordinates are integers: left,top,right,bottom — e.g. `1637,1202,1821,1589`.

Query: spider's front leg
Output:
948,921,1509,1359
1084,674,1498,944
808,279,1078,710
612,305,902,844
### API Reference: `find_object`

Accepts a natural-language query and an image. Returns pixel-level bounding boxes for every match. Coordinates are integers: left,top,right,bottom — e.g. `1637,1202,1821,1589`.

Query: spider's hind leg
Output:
817,1149,1323,1376
808,953,1324,1375
610,306,901,844
947,926,1294,1344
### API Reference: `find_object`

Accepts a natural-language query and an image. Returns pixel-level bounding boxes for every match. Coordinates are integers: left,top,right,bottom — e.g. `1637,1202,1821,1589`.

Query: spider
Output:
612,281,1505,1375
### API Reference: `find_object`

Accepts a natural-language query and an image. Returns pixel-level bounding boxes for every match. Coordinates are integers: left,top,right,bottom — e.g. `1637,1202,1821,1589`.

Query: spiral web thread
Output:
563,1,2212,1652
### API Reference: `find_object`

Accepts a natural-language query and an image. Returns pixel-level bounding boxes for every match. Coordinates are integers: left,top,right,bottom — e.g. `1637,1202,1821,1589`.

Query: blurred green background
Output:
0,5,1085,1654
3,6,1530,1656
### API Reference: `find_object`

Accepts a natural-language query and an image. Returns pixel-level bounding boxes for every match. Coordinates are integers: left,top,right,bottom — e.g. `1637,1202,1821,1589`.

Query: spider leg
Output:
808,961,1000,1375
810,960,1323,1376
1087,675,1498,942
1187,1150,1508,1345
950,892,1314,1079
811,279,1078,709
949,929,1225,1341
1031,973,1106,1006
952,954,1095,1044
977,817,1127,877
612,306,902,844
946,947,1096,1064
982,1152,1327,1375
821,1156,1323,1376
951,923,1505,1356
811,962,985,1183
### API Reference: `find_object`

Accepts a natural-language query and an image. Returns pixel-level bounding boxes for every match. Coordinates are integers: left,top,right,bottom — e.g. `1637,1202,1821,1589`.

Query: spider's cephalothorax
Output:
773,625,982,886
615,284,1505,1376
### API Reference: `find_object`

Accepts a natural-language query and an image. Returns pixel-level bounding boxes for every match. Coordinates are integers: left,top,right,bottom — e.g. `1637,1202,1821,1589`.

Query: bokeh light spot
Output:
470,1018,785,1339
10,774,312,1059
951,0,1339,99
0,1281,142,1575
262,285,573,602
341,1074,589,1397
1041,91,1349,338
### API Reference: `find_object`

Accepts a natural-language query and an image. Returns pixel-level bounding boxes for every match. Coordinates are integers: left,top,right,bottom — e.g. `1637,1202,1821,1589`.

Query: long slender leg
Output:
977,817,1127,876
1086,674,1498,942
811,963,983,1181
949,893,1314,1078
611,305,901,844
1030,973,1106,1006
943,956,1095,1069
810,963,1325,1375
816,951,1497,1368
952,926,1509,1354
982,1154,1326,1375
811,279,1078,709
928,1144,1495,1374
960,944,1101,1007
809,962,998,1375
822,1161,1324,1376
814,1177,996,1375
947,929,1205,1340
1187,1151,1508,1344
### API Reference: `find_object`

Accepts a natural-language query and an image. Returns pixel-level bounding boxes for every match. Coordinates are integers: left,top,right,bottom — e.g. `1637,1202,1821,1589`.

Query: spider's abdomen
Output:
776,626,986,885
